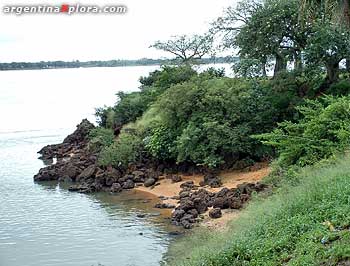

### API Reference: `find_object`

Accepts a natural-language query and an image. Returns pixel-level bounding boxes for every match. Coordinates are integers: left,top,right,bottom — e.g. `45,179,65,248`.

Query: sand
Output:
135,162,270,229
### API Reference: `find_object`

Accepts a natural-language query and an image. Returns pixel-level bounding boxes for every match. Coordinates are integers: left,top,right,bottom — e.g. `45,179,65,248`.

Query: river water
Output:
0,64,230,266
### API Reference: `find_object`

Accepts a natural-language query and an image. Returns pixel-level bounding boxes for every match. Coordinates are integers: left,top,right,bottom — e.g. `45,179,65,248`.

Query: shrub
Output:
256,95,350,167
327,79,350,96
88,127,115,153
98,131,144,168
139,65,197,90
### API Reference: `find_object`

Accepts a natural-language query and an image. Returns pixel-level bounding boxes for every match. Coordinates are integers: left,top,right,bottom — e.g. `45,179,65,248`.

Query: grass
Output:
166,155,350,266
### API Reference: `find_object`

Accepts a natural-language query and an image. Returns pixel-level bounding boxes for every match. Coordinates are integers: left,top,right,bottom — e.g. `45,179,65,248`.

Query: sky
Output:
0,0,235,62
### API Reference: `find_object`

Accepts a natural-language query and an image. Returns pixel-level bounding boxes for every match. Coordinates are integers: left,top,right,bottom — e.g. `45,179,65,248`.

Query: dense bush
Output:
257,95,350,167
139,65,196,89
98,131,144,168
88,127,115,153
326,79,350,96
142,74,301,168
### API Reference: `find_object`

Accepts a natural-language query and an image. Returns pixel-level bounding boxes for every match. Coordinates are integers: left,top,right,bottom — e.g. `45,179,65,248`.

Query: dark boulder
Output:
154,203,176,209
122,180,135,189
171,175,182,183
209,208,222,219
201,173,222,188
180,181,194,189
76,165,96,182
110,183,122,193
144,178,156,187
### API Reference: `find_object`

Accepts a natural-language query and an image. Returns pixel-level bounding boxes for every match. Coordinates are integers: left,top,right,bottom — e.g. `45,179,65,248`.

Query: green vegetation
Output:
93,66,304,169
257,95,350,167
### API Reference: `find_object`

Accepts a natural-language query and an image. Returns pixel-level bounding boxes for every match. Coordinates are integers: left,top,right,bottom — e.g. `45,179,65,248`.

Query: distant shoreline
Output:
0,57,235,71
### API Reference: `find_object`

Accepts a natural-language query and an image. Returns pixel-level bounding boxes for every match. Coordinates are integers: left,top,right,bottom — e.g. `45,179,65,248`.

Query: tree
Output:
214,0,310,77
300,0,350,70
305,24,350,84
150,34,214,64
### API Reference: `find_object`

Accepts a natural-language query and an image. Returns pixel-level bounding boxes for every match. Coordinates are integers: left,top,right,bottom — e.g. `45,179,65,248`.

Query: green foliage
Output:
144,125,177,160
98,131,144,168
326,79,350,96
142,75,301,168
139,65,197,90
232,58,265,78
169,155,350,266
256,96,350,167
231,0,308,75
199,67,225,79
305,24,350,82
88,127,115,153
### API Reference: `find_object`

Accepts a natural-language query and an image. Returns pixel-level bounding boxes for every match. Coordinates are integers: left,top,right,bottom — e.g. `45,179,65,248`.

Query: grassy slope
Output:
167,156,350,266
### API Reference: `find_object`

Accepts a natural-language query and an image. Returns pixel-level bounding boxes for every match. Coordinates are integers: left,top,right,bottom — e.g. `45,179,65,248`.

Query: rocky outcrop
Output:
171,182,268,229
34,120,165,194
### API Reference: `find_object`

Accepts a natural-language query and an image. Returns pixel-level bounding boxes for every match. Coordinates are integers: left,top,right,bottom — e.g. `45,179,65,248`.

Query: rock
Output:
63,119,95,145
180,181,194,189
168,231,182,236
193,197,208,214
179,191,190,198
158,195,169,200
68,185,80,192
181,220,193,229
187,209,199,218
144,178,156,187
122,180,135,189
76,165,96,182
136,213,146,218
202,173,222,188
209,208,222,219
110,183,122,193
179,199,195,211
172,209,185,220
132,170,145,183
59,163,80,180
229,197,243,209
171,175,182,183
154,203,176,209
212,197,226,209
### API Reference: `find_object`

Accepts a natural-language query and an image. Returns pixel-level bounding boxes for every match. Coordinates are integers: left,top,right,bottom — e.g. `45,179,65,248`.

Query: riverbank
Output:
33,119,271,230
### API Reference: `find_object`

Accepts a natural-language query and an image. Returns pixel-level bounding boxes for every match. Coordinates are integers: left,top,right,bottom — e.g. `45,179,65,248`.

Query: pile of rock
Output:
33,119,162,194
171,182,268,229
199,173,222,188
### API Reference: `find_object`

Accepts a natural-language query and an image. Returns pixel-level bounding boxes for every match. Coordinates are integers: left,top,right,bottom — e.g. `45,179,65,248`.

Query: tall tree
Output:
214,0,309,77
150,34,214,64
300,0,350,70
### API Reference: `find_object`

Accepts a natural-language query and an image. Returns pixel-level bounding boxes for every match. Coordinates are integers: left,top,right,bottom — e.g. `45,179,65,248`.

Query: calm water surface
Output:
0,65,230,266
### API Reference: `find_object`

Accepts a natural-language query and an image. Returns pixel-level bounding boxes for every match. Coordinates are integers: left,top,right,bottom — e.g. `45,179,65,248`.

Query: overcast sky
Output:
0,0,235,62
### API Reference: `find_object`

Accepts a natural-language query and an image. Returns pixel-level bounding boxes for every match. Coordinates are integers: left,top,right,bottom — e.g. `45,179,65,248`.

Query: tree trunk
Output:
347,58,350,72
262,64,267,77
273,54,287,77
326,62,340,84
294,52,303,71
343,0,350,26
261,57,267,77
